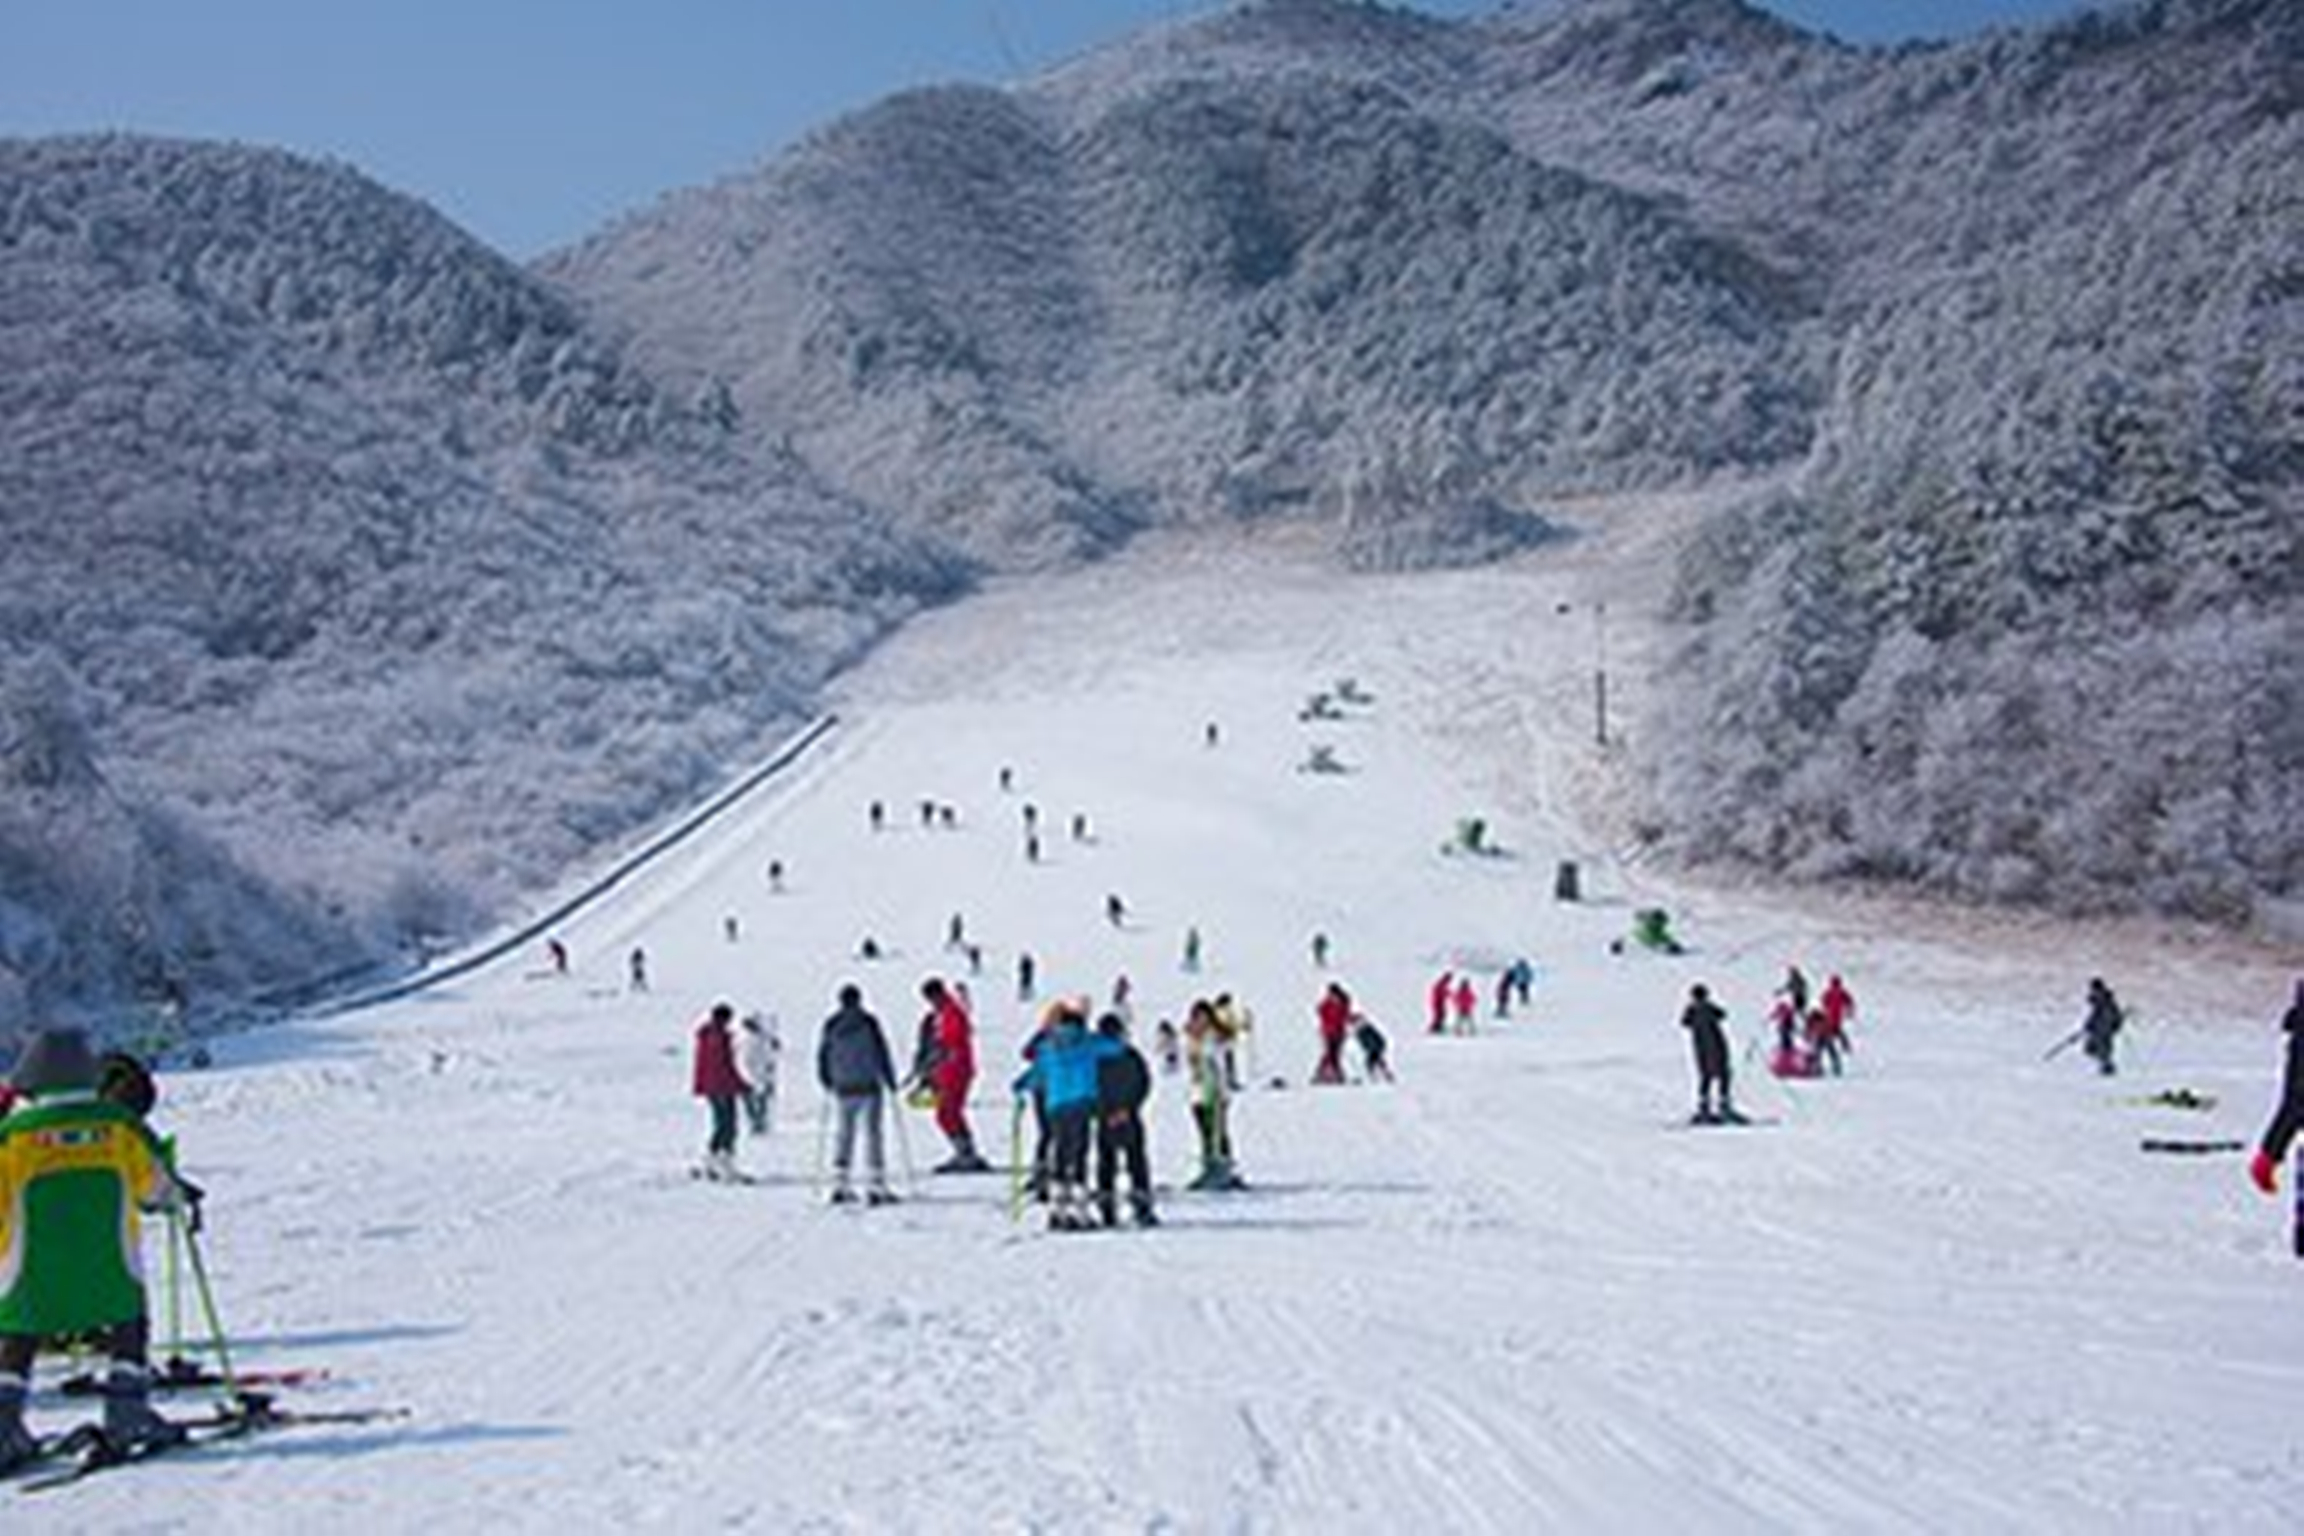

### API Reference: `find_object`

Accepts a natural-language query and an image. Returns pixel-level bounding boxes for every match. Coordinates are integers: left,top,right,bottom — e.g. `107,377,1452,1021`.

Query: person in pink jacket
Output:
692,1002,746,1181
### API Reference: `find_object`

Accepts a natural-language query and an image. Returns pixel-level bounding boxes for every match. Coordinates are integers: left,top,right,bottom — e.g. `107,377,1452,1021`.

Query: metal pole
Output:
1594,600,1609,749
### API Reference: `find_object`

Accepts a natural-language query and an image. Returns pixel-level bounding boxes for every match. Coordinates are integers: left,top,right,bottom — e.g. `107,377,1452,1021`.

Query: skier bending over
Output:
818,985,900,1205
0,1030,198,1469
1680,984,1742,1125
2248,977,2304,1259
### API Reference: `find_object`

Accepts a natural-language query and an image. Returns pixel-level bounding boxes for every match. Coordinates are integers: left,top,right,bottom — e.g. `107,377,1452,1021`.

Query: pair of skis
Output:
12,1389,408,1494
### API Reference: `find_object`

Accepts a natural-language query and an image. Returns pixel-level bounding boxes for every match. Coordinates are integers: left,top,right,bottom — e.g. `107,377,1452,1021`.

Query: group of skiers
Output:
1765,966,1857,1080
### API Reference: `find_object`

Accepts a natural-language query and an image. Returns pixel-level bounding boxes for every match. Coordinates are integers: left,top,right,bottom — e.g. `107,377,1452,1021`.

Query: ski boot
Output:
828,1182,859,1206
101,1365,187,1454
1131,1194,1160,1228
865,1186,900,1207
935,1134,994,1175
0,1372,39,1473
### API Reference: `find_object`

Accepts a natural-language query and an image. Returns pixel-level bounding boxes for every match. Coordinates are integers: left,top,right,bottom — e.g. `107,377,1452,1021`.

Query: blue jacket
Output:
1013,1023,1119,1114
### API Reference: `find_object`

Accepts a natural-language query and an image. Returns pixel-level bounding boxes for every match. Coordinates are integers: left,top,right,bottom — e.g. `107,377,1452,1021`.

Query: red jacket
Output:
931,993,976,1083
693,1019,744,1098
1317,988,1353,1043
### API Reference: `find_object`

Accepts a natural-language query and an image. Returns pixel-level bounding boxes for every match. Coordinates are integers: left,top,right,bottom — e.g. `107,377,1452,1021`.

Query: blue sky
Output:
2,1,2092,257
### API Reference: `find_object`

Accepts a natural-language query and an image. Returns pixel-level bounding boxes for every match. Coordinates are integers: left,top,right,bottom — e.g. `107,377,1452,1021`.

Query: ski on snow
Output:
15,1392,408,1494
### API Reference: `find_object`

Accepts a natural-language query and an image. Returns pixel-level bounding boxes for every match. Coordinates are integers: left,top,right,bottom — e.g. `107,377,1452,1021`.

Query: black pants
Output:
1049,1105,1093,1187
1097,1113,1151,1215
0,1316,149,1379
706,1095,738,1156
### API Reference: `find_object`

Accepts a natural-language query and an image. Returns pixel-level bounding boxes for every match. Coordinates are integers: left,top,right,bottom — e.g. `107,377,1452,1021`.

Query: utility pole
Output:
1594,600,1609,750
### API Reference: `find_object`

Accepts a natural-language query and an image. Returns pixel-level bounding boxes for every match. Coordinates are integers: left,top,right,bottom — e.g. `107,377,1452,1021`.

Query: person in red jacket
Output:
1428,972,1453,1036
1313,983,1352,1084
692,1002,746,1181
918,978,991,1173
2248,978,2304,1259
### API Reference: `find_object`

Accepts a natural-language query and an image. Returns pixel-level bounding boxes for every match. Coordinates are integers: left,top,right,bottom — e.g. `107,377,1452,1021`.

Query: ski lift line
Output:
312,715,842,1019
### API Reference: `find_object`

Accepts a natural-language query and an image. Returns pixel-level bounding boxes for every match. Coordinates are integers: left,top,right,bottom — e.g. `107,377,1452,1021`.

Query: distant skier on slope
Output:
2247,978,2304,1259
1451,976,1478,1036
2081,977,2126,1077
1313,982,1353,1085
0,1029,198,1469
692,1003,745,1181
1428,971,1453,1035
818,985,900,1205
1680,984,1742,1125
1813,974,1857,1075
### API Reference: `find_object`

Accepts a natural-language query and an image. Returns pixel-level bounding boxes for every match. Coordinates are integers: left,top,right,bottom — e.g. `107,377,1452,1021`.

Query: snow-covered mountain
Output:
547,0,2300,924
0,136,964,1036
2,0,2295,1039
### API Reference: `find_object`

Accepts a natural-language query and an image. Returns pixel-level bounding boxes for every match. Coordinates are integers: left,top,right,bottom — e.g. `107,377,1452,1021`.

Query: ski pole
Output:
1007,1096,1028,1224
890,1092,917,1194
175,1207,249,1412
2041,1028,2085,1063
163,1197,188,1361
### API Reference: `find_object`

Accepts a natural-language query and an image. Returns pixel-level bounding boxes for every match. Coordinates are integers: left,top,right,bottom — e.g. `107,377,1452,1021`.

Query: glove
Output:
2249,1150,2279,1196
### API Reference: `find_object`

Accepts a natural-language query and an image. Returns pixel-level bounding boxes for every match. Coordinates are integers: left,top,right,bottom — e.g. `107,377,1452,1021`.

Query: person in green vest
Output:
0,1028,197,1467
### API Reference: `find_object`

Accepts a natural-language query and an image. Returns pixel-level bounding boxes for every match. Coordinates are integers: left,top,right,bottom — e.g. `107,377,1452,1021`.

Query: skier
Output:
2248,979,2304,1258
1769,996,1814,1078
916,978,990,1173
1153,1019,1183,1075
1354,1013,1394,1082
737,1012,781,1138
946,912,966,952
817,984,900,1205
628,946,650,993
1814,974,1856,1074
1451,976,1477,1036
1311,932,1331,970
1204,721,1221,748
0,1029,196,1468
998,765,1015,793
1779,966,1811,1027
1680,983,1742,1124
1184,1000,1247,1191
692,1003,745,1180
1105,892,1127,929
1506,957,1537,1011
1011,1000,1121,1231
1071,812,1090,843
1313,982,1353,1085
1182,926,1203,974
1093,1013,1158,1228
869,800,886,833
723,914,741,944
766,859,786,892
2081,977,2125,1077
1213,992,1253,1091
546,938,569,975
1110,973,1135,1027
1428,971,1453,1035
1017,951,1038,1003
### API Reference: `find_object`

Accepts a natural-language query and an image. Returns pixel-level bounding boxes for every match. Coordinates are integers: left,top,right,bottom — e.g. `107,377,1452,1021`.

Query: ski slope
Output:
21,516,2300,1532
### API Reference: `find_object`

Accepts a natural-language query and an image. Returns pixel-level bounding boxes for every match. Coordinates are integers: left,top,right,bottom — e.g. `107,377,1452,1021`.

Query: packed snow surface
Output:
22,522,2298,1532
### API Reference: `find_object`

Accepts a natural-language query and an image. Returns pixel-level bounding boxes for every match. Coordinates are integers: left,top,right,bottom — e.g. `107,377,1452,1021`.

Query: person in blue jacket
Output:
1012,998,1121,1231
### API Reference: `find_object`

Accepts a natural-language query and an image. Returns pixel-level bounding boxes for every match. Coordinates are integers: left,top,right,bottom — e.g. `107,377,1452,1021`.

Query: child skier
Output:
692,1003,745,1180
737,1012,781,1138
0,1029,196,1468
1093,1014,1157,1228
1011,1000,1121,1231
2247,978,2304,1258
817,985,900,1205
1354,1014,1394,1082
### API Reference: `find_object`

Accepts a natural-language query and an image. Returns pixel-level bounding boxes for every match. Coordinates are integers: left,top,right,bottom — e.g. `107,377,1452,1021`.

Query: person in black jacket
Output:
2080,977,2125,1076
817,984,899,1205
1093,1013,1157,1228
1680,983,1741,1125
2248,978,2304,1259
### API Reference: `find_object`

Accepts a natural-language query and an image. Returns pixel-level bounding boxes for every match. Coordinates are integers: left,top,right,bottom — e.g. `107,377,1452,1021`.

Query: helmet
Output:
11,1029,99,1096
